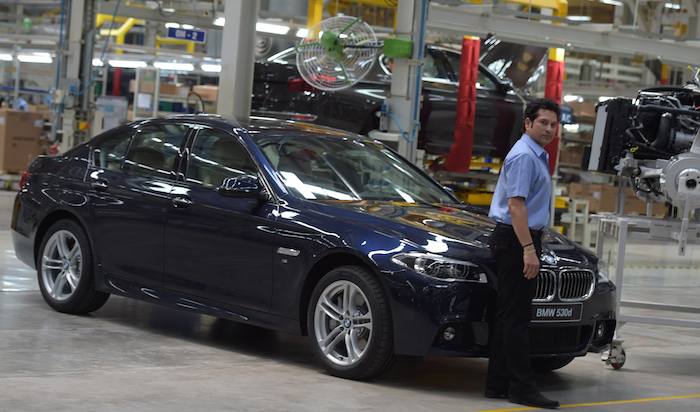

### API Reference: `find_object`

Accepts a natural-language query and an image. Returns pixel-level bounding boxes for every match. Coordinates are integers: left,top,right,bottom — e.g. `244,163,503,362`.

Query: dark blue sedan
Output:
11,115,616,380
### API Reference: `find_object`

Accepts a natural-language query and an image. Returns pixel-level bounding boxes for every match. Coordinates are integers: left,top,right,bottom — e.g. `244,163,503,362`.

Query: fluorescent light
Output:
563,124,580,133
181,24,194,30
165,22,180,28
296,28,309,38
664,2,681,9
213,17,225,27
567,15,592,22
153,61,194,71
200,64,221,73
600,0,624,6
599,96,614,102
0,53,12,61
256,22,290,35
92,58,104,67
17,54,52,63
563,94,583,103
108,59,147,68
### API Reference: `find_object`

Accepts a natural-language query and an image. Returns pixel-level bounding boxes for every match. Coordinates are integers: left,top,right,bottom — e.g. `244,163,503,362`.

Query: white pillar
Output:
387,0,428,163
217,0,260,123
59,0,86,152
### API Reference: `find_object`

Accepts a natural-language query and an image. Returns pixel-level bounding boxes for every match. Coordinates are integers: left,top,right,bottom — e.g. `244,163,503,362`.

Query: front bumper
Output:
385,268,617,358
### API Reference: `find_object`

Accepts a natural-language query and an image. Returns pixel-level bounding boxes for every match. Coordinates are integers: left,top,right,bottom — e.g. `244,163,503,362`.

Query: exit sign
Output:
166,27,206,43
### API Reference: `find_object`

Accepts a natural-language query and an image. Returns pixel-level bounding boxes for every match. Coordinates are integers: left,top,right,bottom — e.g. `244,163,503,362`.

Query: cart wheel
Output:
611,349,626,370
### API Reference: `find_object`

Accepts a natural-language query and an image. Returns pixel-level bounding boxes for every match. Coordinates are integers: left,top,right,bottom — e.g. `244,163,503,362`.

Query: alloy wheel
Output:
314,280,373,366
41,230,82,302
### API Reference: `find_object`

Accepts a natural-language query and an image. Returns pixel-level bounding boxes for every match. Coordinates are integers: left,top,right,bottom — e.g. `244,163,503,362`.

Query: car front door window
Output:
124,124,189,179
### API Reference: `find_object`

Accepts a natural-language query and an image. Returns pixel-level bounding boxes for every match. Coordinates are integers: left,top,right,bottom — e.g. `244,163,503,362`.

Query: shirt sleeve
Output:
504,154,534,200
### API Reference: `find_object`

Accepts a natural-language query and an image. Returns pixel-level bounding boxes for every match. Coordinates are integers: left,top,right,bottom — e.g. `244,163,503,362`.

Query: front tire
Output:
37,219,109,314
307,265,395,380
531,356,575,372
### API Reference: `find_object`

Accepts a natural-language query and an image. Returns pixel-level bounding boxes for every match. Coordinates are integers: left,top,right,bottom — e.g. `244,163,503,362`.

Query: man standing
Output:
485,99,560,409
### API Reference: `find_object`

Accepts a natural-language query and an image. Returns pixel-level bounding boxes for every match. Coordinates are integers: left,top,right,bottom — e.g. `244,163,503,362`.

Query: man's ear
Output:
524,117,533,130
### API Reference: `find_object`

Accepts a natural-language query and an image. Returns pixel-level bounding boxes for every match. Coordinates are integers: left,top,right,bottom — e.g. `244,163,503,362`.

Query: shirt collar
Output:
522,133,548,160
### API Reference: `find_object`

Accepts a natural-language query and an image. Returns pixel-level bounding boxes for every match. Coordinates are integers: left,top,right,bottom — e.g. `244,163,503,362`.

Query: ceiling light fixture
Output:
17,54,53,63
92,58,104,67
0,53,13,61
108,59,147,68
181,24,194,30
213,17,225,27
296,28,309,38
664,2,681,9
200,64,222,73
563,94,583,103
165,22,180,29
153,62,194,71
600,0,624,6
567,15,592,22
256,22,290,35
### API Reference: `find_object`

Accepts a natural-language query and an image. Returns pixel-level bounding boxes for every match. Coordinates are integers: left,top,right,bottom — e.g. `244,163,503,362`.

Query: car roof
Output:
132,114,368,141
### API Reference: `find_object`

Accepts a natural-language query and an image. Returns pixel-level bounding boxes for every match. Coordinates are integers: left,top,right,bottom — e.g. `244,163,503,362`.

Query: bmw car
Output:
12,115,616,380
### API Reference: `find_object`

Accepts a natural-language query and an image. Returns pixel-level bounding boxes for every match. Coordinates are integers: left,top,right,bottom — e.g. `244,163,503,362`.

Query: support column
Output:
444,36,479,173
387,0,428,163
544,47,564,175
217,0,260,123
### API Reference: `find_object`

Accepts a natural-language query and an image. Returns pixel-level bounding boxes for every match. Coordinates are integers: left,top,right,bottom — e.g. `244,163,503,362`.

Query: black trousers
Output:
486,223,543,396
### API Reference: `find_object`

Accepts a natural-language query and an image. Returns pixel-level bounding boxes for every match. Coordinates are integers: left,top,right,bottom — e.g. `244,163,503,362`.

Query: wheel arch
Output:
298,249,390,336
34,209,95,268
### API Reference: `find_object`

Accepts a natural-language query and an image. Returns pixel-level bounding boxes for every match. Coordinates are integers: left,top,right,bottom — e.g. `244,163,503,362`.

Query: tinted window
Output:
380,52,448,80
254,134,453,204
444,52,496,89
92,129,132,171
186,129,256,188
123,124,188,179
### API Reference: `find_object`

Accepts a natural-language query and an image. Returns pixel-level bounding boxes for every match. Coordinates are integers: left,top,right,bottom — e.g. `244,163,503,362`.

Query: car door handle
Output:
90,179,108,191
171,196,193,208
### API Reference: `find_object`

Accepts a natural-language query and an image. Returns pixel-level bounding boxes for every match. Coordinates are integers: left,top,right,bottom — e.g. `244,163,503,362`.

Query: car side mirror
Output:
218,175,270,200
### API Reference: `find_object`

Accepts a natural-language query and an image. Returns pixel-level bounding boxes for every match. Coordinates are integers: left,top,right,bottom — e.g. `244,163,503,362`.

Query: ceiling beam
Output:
427,3,700,66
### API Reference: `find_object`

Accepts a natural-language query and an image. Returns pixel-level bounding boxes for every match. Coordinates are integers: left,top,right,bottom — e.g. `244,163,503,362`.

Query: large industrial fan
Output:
296,16,411,91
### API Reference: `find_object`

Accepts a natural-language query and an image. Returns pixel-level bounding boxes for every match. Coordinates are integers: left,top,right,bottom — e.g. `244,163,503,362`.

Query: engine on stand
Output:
586,70,700,255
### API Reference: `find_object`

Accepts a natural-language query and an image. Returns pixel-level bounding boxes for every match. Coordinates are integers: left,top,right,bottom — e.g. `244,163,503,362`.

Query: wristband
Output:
521,241,533,248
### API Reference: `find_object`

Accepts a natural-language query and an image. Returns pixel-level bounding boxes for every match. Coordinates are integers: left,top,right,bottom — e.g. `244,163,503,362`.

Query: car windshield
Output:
252,133,454,204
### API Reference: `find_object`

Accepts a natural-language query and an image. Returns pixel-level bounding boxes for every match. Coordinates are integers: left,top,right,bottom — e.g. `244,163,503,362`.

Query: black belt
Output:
494,222,544,236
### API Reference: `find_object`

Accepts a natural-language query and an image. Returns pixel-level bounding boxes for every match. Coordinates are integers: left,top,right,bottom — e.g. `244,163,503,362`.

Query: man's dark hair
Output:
524,98,560,123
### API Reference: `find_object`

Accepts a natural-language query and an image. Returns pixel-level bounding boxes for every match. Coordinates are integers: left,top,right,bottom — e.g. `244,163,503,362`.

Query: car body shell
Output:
12,116,615,359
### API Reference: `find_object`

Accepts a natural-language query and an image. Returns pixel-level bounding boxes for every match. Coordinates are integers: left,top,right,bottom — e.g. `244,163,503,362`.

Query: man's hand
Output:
523,251,539,279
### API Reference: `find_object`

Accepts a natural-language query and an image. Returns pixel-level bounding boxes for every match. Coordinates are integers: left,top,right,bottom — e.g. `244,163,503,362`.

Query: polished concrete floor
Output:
1,190,699,412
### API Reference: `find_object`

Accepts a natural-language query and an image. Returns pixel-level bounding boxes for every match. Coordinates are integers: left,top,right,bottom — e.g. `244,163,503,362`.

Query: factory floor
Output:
1,191,699,412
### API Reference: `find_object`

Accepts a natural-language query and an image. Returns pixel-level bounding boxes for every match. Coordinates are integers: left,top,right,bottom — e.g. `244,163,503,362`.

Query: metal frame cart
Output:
595,215,700,369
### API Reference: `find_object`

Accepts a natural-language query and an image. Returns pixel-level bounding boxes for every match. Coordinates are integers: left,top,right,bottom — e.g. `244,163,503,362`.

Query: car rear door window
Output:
444,52,497,89
92,129,132,171
186,129,257,188
123,123,189,179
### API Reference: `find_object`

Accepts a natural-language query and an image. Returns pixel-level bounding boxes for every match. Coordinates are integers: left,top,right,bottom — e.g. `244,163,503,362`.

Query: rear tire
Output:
307,265,395,380
37,219,109,314
531,356,575,372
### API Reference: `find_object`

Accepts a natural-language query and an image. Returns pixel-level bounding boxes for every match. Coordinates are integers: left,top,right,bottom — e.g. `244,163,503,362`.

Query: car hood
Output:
480,37,547,90
318,200,595,267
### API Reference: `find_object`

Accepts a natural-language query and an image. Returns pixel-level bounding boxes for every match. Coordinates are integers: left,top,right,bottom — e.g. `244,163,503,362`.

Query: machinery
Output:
587,69,700,254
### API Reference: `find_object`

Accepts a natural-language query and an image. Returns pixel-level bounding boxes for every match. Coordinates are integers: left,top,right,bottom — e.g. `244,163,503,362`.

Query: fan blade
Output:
339,17,360,35
337,63,350,82
296,41,321,51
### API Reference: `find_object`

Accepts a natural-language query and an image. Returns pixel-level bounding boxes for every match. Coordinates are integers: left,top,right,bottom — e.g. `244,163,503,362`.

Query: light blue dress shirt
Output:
488,133,552,230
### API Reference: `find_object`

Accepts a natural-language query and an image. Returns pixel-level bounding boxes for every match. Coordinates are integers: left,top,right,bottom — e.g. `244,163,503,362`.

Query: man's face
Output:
524,109,558,146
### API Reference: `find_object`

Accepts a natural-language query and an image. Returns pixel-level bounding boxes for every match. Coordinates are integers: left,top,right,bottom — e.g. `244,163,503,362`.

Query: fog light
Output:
596,322,606,339
443,327,456,341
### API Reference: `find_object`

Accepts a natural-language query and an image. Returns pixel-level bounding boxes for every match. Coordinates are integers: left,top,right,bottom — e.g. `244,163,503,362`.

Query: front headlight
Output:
392,252,488,283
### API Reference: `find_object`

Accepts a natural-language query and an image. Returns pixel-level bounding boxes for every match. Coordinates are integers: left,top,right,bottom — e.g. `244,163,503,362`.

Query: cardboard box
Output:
622,188,667,217
568,183,617,213
558,145,585,168
128,80,189,97
192,85,218,102
0,109,43,173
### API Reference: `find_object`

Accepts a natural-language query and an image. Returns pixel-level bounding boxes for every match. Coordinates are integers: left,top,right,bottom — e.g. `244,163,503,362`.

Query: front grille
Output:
533,269,556,302
558,269,595,301
530,326,592,354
